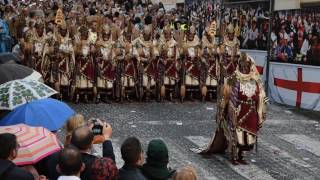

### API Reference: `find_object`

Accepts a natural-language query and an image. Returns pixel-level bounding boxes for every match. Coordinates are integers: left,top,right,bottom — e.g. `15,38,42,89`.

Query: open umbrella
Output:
0,79,57,110
0,63,43,85
0,124,62,165
0,98,75,131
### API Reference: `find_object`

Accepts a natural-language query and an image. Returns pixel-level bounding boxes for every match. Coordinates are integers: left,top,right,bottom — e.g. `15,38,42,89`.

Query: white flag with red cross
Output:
269,62,320,110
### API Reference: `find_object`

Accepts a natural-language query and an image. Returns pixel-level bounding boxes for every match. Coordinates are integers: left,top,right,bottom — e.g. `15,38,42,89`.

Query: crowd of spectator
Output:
271,8,320,65
185,0,219,39
0,115,199,180
1,0,318,66
222,2,270,50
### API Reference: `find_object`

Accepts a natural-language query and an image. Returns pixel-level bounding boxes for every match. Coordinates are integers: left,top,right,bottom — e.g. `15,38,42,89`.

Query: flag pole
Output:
256,0,274,153
218,0,224,45
265,0,274,97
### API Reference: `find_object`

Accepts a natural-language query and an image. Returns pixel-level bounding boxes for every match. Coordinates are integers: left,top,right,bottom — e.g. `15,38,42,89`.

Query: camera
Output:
91,119,104,135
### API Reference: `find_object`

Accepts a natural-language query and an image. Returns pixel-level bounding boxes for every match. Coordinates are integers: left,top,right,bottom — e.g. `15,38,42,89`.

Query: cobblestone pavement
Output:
70,101,320,180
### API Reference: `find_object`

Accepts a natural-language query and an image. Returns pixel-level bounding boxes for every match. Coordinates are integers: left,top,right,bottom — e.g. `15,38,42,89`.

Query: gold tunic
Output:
133,37,156,87
74,39,92,89
51,31,75,87
160,37,179,85
96,38,115,89
183,35,200,86
201,35,218,86
119,36,135,87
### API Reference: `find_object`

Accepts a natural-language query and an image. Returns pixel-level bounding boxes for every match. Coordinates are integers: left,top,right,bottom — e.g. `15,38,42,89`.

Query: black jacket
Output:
118,164,147,180
47,140,115,180
0,159,34,180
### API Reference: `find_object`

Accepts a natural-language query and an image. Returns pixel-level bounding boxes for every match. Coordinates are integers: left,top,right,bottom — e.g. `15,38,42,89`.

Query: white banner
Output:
160,0,176,4
274,0,300,11
269,62,320,111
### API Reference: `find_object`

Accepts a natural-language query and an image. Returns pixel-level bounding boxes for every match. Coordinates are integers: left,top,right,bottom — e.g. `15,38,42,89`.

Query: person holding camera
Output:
47,119,115,180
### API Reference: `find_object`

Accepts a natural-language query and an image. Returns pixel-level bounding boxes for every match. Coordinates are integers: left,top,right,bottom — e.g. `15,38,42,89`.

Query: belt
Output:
239,98,255,106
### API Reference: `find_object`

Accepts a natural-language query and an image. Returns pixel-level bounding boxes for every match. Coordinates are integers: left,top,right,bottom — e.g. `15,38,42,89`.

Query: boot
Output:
230,158,240,165
157,93,161,102
84,94,89,103
139,87,144,102
75,94,80,104
105,95,112,104
238,151,248,165
95,94,100,104
146,91,151,102
169,92,173,102
190,92,194,102
209,93,213,102
230,145,240,166
201,95,206,102
180,96,184,103
70,86,76,101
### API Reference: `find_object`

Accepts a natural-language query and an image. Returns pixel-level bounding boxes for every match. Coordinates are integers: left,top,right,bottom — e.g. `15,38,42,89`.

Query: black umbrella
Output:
0,63,34,85
0,53,20,64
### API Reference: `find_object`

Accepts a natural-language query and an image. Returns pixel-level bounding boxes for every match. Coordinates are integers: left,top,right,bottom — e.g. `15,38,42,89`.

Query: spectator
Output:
247,20,259,49
142,139,176,180
173,166,198,180
65,114,85,146
272,8,320,64
57,146,84,180
64,114,105,146
300,32,312,63
47,121,114,180
222,3,270,50
0,18,12,52
0,133,34,180
274,37,293,62
310,35,320,65
91,157,118,180
72,123,114,179
119,137,146,180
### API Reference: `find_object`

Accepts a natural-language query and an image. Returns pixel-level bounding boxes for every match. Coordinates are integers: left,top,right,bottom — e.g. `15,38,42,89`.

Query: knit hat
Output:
142,139,176,180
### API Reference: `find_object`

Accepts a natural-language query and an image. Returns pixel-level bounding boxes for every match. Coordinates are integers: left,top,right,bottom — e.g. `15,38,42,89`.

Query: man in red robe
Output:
197,53,268,165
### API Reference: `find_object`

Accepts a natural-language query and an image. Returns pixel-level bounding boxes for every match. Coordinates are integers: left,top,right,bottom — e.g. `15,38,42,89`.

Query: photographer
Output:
47,119,115,180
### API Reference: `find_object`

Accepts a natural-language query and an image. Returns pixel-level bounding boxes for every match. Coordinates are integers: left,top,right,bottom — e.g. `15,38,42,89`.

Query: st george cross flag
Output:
269,62,320,111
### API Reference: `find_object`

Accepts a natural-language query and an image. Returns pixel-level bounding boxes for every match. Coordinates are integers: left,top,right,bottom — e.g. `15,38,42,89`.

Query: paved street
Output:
70,102,320,180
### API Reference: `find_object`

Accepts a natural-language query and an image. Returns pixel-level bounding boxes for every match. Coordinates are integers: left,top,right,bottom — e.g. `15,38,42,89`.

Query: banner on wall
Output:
274,0,300,10
269,62,320,111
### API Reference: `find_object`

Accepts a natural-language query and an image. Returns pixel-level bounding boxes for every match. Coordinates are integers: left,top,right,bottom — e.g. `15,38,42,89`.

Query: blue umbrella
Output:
0,98,75,131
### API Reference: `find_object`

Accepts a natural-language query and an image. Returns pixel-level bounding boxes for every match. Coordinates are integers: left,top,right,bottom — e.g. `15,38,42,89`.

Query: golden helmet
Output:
55,8,65,26
227,23,234,34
